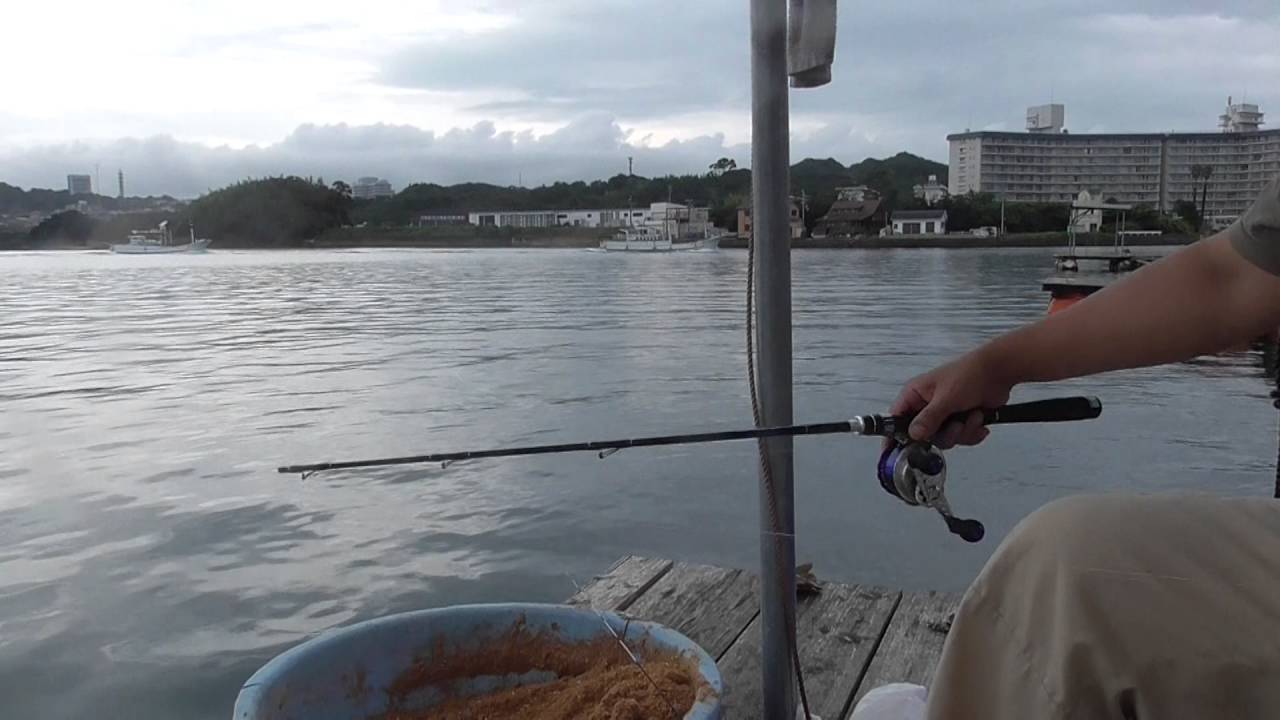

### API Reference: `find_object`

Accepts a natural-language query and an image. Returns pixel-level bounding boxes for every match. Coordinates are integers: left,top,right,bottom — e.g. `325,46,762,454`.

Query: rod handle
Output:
967,396,1102,427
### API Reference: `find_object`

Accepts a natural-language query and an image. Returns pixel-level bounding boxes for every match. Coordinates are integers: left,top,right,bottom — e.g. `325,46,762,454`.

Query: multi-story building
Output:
949,101,1280,224
67,174,92,195
352,176,394,200
737,200,805,240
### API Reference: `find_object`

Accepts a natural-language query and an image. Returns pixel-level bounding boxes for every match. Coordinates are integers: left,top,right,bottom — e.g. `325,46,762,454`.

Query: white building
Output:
1220,97,1264,133
647,202,711,238
890,209,948,235
67,174,92,195
912,174,948,205
949,101,1280,223
469,208,645,229
1069,190,1103,233
352,177,394,200
1026,103,1066,134
467,202,708,233
417,212,469,226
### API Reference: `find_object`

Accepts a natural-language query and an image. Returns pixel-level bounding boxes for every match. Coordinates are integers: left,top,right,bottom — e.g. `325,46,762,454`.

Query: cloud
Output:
1,1,1277,196
0,119,760,197
378,0,1279,138
380,0,750,122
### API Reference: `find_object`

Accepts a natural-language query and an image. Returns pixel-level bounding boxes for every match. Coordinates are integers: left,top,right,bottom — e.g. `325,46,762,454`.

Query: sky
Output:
1,0,1277,197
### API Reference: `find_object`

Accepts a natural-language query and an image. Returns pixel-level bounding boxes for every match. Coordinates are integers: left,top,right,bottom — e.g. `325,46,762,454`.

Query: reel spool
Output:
878,440,985,543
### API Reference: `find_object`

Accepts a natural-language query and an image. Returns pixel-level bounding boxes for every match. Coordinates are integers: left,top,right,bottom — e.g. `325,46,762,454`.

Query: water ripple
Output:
0,247,1275,718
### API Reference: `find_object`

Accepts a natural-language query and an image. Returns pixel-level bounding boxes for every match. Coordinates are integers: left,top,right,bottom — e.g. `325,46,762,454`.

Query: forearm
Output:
981,231,1280,385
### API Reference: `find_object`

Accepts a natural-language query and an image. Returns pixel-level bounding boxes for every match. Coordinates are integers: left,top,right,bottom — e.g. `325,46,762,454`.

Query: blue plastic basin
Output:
233,602,723,719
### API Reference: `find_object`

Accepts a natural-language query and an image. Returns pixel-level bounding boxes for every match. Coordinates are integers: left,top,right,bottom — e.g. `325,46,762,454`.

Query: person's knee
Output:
991,494,1138,569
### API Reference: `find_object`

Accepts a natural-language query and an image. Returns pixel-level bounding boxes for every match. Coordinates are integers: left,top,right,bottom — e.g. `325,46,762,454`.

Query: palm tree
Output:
1190,164,1213,234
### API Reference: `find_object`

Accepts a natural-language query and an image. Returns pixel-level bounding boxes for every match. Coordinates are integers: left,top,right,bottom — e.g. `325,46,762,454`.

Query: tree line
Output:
0,182,177,214
2,176,352,248
180,176,352,246
3,151,1201,249
906,192,1198,235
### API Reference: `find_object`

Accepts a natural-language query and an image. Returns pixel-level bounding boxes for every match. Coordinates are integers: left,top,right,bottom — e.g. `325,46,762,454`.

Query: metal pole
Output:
750,0,795,716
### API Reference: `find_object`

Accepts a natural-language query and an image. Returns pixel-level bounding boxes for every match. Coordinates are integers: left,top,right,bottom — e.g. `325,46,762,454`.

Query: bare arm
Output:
987,229,1280,382
898,227,1280,446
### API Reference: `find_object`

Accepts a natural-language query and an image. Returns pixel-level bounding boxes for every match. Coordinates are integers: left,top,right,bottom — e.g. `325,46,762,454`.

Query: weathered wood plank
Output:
848,590,963,714
625,561,760,659
567,556,673,612
717,583,901,720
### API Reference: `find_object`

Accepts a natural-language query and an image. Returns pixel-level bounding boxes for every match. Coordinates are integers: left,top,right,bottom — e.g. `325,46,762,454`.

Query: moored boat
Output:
110,221,211,254
600,225,722,252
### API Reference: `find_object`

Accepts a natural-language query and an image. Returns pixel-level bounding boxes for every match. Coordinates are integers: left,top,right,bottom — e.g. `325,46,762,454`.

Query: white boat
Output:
110,221,211,254
600,225,722,252
600,201,722,252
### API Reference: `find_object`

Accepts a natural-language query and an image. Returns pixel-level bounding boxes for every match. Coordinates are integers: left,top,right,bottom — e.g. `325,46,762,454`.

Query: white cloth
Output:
850,683,928,720
787,0,836,88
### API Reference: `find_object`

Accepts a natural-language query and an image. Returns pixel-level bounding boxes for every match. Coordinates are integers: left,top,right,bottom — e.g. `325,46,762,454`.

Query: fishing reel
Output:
877,438,985,543
858,397,1102,542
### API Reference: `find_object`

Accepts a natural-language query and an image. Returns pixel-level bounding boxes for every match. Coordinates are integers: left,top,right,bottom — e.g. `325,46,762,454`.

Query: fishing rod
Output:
279,396,1102,542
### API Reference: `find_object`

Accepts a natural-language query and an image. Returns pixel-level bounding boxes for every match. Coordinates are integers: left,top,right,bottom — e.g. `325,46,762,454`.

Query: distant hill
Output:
350,153,948,230
791,152,947,224
849,152,948,199
184,177,353,246
1,152,949,242
0,182,72,214
0,182,180,214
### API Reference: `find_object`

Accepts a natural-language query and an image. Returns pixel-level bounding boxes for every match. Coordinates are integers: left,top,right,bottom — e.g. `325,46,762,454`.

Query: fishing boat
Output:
600,201,722,252
600,225,722,252
110,221,211,254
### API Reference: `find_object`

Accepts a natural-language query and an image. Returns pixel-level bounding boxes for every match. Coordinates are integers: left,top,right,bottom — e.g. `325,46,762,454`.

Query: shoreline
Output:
720,231,1195,250
2,231,1198,252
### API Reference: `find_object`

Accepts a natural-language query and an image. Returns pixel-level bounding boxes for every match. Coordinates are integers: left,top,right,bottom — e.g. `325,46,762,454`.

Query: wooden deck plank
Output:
717,583,901,720
624,561,760,659
848,590,963,714
567,555,673,612
568,558,961,719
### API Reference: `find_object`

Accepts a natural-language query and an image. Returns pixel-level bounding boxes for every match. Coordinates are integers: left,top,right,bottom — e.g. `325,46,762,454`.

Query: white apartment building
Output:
949,101,1280,223
352,177,394,200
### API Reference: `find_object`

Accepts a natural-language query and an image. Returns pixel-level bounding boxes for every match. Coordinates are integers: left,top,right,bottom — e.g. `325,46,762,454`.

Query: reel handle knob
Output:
943,515,985,543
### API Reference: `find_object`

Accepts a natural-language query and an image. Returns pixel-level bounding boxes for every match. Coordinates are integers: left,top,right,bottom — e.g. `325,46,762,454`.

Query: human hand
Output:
890,349,1015,449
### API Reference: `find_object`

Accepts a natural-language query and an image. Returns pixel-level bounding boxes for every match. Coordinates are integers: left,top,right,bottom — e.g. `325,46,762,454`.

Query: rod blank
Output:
277,396,1102,476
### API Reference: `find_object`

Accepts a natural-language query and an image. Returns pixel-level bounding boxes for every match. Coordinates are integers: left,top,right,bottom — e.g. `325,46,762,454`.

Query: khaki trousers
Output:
926,494,1280,720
